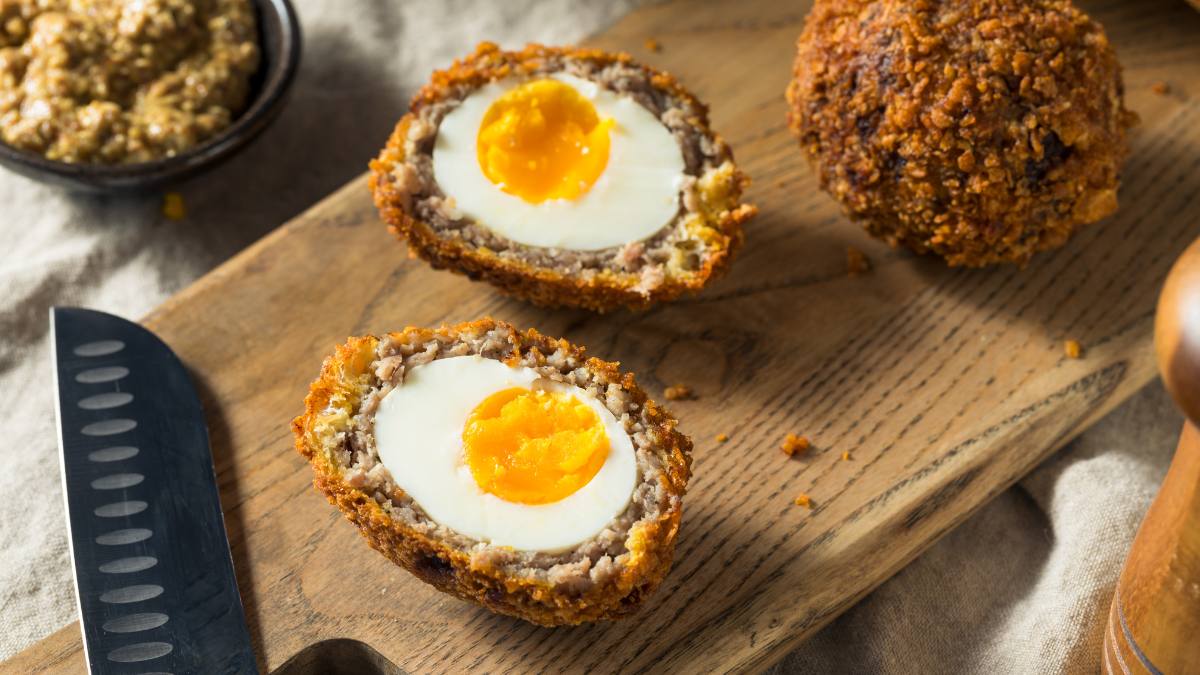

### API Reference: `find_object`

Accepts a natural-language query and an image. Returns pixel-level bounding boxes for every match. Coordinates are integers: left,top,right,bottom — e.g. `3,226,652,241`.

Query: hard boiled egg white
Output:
372,355,638,553
432,73,686,251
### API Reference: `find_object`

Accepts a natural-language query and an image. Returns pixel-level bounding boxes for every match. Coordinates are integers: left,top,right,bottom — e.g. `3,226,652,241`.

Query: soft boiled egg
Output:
372,355,637,553
432,73,686,251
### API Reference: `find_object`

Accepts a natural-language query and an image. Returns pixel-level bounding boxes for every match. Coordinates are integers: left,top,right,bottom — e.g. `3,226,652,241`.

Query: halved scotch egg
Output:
292,319,692,625
369,42,757,312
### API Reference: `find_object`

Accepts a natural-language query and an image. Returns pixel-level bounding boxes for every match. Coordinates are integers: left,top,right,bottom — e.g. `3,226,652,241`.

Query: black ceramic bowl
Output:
0,0,301,192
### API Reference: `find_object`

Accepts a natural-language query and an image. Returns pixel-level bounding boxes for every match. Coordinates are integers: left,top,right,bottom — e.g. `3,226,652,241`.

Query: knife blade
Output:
50,307,258,675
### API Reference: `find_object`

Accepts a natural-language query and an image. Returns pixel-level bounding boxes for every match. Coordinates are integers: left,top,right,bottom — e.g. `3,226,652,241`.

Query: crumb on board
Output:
794,493,812,508
1152,81,1170,95
775,179,785,188
842,451,851,460
162,192,186,220
645,38,661,52
716,433,728,442
781,433,809,456
847,247,871,276
664,384,692,400
1064,339,1082,358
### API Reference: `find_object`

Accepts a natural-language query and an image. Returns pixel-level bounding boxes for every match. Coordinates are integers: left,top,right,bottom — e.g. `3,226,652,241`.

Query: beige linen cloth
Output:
0,1,1181,672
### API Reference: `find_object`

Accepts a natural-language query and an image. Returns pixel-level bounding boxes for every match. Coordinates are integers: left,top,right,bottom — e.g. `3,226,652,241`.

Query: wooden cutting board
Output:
8,0,1200,673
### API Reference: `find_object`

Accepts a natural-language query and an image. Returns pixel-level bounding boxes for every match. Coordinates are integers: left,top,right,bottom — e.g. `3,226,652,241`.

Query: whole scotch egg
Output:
369,42,757,312
292,319,692,625
786,0,1136,267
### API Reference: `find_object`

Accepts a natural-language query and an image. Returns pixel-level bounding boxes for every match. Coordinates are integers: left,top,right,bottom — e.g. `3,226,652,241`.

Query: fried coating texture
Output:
292,318,693,626
787,0,1136,266
370,42,756,311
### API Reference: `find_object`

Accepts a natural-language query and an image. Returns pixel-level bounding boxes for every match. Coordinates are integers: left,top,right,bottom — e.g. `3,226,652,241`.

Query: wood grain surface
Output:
7,0,1200,673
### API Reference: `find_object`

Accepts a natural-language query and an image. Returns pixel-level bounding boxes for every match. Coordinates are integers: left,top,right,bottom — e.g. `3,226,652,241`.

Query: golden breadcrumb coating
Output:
292,318,693,626
787,0,1136,267
370,42,756,312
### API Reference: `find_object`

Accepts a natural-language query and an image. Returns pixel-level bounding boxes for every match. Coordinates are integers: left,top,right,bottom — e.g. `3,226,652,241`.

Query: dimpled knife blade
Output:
50,307,258,675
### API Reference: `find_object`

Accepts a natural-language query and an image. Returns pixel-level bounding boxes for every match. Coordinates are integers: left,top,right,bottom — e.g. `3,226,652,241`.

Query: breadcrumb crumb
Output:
775,179,785,188
645,38,661,52
1064,339,1082,358
781,434,809,456
716,434,728,442
847,247,871,276
664,384,692,400
162,192,186,220
842,451,851,460
794,493,812,508
1152,81,1170,95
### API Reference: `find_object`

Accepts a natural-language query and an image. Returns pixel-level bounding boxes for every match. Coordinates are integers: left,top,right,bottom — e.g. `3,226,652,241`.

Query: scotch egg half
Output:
369,43,757,312
293,319,693,625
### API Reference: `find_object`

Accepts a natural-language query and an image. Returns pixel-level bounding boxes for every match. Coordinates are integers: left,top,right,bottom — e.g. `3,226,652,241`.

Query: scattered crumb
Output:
775,179,785,188
847,247,871,276
645,38,661,52
162,192,186,220
781,433,809,456
716,434,728,442
1064,339,1082,359
842,451,851,460
794,493,812,508
664,384,692,400
1152,81,1170,95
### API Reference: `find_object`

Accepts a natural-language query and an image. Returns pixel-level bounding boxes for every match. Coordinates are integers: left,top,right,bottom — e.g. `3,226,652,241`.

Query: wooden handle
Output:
1103,237,1200,674
1154,239,1200,426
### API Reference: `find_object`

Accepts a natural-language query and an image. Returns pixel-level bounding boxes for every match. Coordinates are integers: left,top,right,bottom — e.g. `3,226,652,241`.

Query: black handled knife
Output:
50,307,258,675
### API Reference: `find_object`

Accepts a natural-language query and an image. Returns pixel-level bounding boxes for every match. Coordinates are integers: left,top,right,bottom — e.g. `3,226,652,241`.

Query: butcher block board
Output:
9,0,1200,673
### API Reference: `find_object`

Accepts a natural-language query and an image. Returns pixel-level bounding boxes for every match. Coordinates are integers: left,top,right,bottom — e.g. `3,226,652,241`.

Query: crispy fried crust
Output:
291,319,693,625
787,0,1136,267
370,42,756,311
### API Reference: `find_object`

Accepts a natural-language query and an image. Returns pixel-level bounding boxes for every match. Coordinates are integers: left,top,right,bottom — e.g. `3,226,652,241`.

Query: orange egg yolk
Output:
476,79,613,204
462,387,609,505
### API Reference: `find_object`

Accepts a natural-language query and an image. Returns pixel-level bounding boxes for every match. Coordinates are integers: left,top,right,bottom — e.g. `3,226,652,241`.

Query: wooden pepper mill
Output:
1103,239,1200,673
